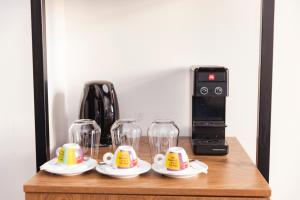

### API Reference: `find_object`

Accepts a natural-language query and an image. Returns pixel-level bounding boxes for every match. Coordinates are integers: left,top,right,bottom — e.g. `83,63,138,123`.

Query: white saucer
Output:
40,158,97,176
96,159,151,178
152,160,208,178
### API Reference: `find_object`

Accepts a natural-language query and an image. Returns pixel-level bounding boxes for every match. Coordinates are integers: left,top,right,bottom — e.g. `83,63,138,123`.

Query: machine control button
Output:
215,87,223,95
200,87,208,95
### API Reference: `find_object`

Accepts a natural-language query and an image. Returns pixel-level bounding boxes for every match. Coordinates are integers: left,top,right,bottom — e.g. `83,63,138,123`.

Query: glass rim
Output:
153,119,174,124
74,119,96,124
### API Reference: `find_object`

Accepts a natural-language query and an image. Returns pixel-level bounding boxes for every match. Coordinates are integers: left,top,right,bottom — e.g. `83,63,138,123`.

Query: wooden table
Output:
24,137,271,200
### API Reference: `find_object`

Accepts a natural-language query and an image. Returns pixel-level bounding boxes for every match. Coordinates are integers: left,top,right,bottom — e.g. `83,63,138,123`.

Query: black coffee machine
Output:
79,81,119,146
192,66,229,155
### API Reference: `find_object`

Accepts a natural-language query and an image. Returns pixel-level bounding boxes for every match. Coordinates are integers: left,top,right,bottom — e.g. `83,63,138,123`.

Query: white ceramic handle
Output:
154,154,165,164
55,147,62,157
103,152,114,165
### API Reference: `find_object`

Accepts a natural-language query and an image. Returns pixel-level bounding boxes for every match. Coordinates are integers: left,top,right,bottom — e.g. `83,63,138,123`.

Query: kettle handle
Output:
79,86,91,118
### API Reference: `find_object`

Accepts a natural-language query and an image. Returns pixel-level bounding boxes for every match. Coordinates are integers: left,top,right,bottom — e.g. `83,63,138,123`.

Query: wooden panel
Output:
257,0,275,182
26,193,270,200
31,0,50,171
24,137,271,198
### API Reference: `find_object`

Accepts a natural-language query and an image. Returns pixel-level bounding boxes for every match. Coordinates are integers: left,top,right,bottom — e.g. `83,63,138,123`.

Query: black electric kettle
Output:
79,81,119,146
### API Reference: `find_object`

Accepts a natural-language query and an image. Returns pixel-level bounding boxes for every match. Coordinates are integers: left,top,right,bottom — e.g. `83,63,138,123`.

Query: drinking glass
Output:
110,119,142,154
147,119,179,161
69,119,101,160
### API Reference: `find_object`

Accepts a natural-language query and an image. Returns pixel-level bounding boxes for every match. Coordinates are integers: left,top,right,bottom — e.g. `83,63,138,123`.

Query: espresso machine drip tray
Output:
192,139,228,155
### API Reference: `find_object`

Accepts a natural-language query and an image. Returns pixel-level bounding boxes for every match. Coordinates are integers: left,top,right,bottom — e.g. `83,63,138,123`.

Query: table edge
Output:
23,185,271,197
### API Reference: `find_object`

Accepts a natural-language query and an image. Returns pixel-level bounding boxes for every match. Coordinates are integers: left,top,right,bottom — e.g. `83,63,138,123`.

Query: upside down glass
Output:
147,119,180,161
110,119,142,154
69,119,101,160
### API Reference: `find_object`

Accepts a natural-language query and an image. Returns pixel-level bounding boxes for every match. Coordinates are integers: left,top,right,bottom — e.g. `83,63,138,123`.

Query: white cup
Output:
154,147,189,171
56,143,84,166
103,145,138,169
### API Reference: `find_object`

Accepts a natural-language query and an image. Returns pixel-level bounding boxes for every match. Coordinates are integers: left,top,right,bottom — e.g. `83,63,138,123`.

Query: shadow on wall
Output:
116,67,193,136
50,92,68,158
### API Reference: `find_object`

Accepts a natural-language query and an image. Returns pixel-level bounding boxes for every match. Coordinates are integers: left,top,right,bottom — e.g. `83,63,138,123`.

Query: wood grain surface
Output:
24,137,271,198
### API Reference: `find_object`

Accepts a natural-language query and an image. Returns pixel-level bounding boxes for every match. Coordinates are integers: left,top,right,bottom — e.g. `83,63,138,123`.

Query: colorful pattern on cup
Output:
56,144,84,165
115,150,138,169
103,145,138,169
165,147,189,171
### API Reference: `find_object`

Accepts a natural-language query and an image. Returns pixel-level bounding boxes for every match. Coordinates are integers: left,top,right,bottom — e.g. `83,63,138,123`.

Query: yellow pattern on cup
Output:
165,152,180,170
67,148,76,165
57,147,64,163
115,151,131,168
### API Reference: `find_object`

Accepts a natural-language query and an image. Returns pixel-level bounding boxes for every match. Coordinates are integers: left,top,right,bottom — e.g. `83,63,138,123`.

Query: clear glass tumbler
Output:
69,119,101,160
110,119,142,154
147,119,179,161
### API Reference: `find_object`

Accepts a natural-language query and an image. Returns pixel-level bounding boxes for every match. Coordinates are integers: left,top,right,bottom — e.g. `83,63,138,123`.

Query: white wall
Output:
0,0,36,199
46,0,69,158
47,0,261,161
270,0,300,199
